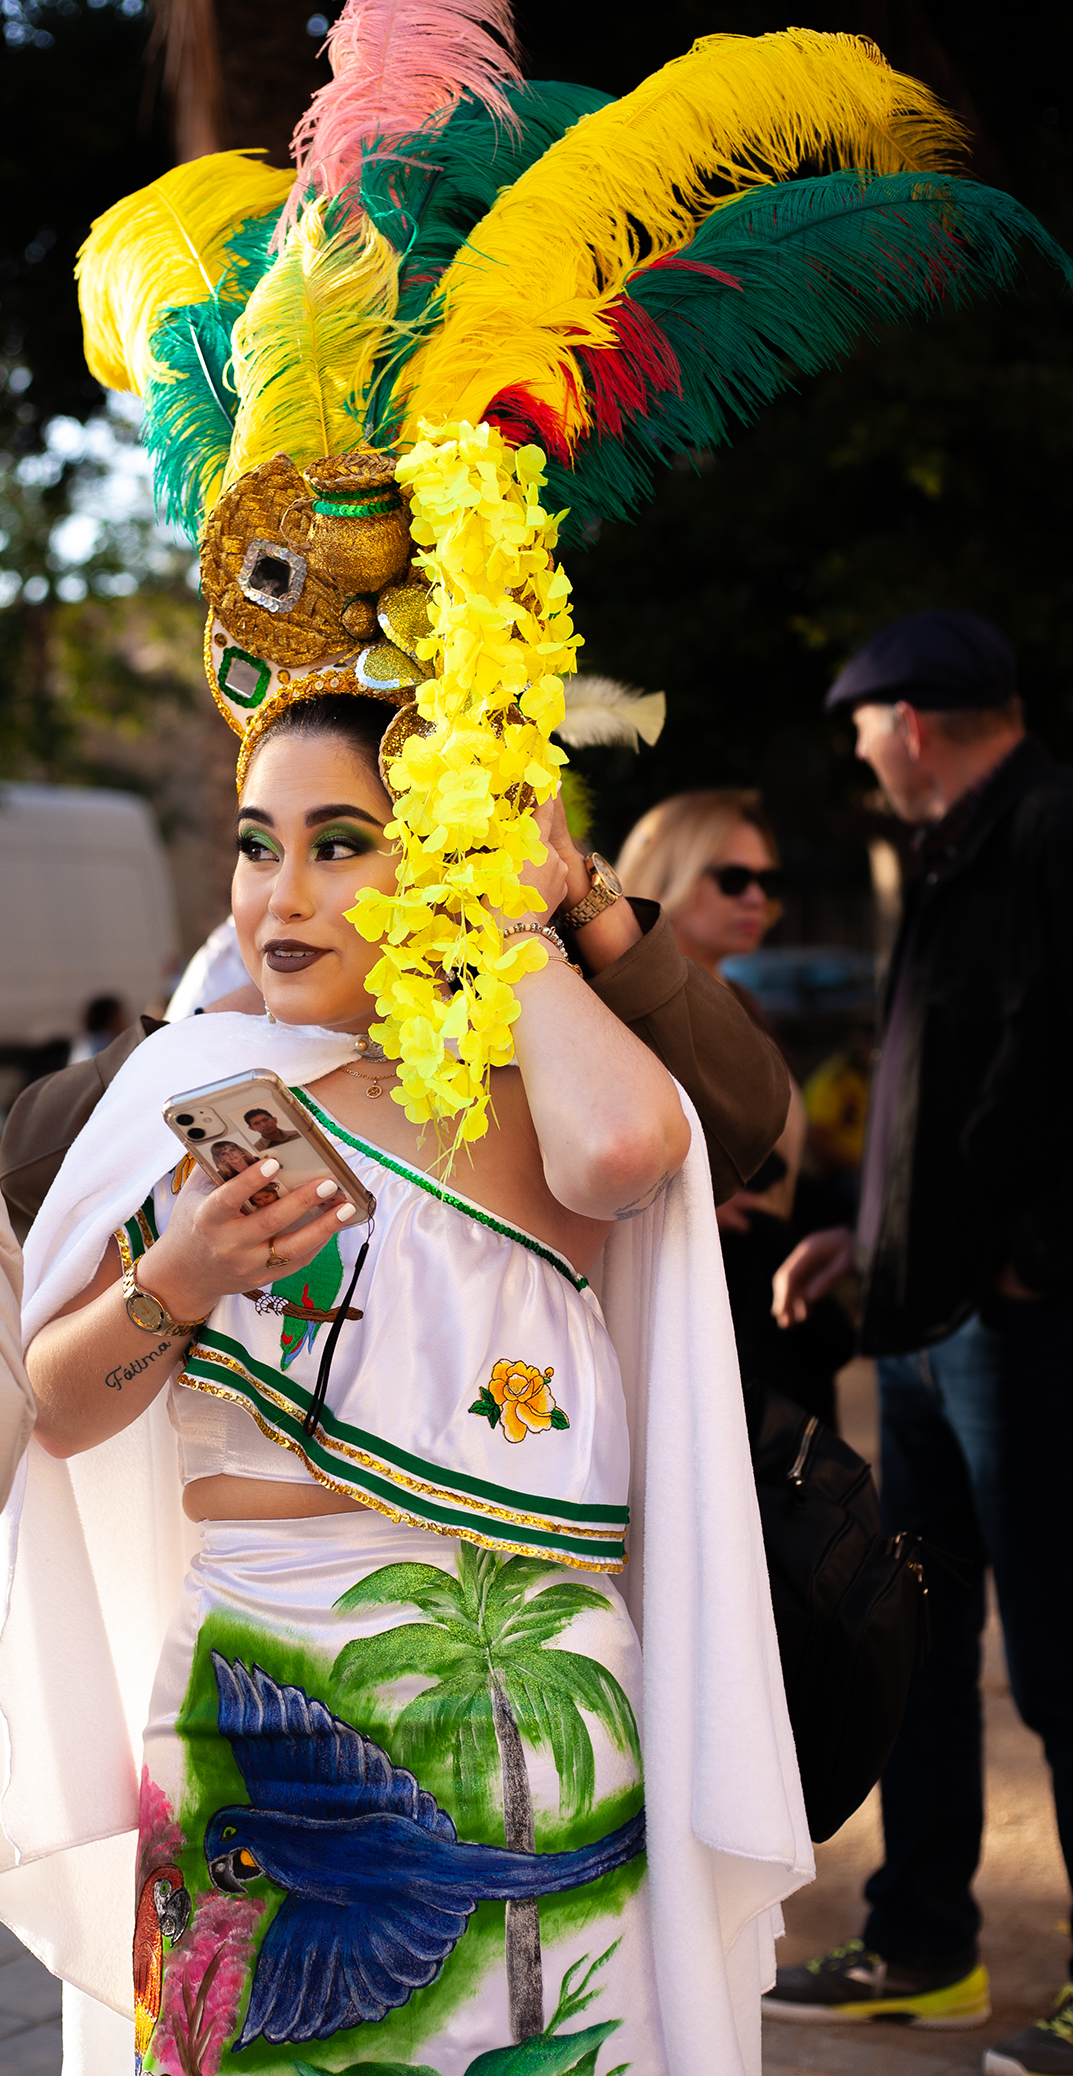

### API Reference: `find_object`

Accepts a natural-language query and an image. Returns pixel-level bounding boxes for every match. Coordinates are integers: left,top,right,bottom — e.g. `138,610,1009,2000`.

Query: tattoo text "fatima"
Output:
105,1342,171,1390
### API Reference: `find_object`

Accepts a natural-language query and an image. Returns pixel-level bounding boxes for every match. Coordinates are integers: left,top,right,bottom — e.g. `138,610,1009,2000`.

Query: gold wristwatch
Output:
560,852,623,931
122,1262,206,1338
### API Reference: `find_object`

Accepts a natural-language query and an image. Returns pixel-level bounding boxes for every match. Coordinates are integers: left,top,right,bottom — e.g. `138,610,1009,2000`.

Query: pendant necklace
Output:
344,1032,398,1101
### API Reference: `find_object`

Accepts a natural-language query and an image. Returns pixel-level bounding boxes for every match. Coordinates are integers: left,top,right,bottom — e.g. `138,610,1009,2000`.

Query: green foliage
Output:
0,0,169,453
333,1544,641,1826
464,2020,622,2074
0,411,203,785
291,1944,629,2074
294,2064,438,2075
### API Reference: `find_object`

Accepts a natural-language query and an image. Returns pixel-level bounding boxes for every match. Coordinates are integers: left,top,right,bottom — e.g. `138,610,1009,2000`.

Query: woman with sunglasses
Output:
617,790,848,1425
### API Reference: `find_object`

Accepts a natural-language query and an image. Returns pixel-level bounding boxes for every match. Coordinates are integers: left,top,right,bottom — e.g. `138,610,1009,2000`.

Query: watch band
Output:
561,855,621,931
122,1261,206,1338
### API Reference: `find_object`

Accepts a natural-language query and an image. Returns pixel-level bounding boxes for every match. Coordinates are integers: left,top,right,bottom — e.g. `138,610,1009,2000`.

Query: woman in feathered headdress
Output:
2,7,1071,2074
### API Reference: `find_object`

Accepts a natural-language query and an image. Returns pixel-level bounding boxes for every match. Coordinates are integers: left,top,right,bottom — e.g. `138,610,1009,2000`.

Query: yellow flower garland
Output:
346,420,580,1149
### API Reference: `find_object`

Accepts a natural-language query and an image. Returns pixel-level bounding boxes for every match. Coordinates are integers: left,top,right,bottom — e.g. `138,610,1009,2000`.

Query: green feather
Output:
546,170,1073,544
141,204,285,541
362,82,612,438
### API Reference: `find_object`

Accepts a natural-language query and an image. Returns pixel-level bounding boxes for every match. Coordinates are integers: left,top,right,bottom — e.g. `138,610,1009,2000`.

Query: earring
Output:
265,1009,276,1024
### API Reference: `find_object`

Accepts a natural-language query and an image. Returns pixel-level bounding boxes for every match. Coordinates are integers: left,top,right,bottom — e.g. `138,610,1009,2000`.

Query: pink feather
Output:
283,0,522,231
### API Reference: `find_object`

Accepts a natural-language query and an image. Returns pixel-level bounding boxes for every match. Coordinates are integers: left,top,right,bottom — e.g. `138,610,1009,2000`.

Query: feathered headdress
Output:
77,0,1072,1144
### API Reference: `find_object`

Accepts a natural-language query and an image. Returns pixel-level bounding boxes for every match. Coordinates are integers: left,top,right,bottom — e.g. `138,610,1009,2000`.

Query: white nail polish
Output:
336,1202,356,1221
260,1158,280,1178
316,1179,338,1198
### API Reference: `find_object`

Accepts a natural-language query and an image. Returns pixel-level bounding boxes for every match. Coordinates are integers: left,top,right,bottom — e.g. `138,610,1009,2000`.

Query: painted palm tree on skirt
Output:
332,1544,641,2042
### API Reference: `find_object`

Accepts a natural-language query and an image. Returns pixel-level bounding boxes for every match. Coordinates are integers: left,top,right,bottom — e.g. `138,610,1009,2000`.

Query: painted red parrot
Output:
133,1863,190,2072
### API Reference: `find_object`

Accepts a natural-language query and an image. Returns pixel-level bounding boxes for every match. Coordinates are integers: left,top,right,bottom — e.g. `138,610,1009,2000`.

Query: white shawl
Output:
0,1013,812,2075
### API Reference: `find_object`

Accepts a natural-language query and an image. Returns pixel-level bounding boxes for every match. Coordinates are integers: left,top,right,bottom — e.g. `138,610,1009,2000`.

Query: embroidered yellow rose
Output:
470,1360,570,1444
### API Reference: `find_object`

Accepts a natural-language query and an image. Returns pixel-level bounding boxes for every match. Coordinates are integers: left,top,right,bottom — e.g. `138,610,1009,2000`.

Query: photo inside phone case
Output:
167,1081,366,1232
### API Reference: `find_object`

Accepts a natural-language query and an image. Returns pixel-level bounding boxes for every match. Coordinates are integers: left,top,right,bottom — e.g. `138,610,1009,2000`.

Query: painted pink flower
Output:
151,1890,262,2076
137,1768,185,1882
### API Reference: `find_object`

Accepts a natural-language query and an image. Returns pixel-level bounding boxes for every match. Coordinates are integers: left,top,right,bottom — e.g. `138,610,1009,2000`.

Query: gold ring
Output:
266,1244,287,1271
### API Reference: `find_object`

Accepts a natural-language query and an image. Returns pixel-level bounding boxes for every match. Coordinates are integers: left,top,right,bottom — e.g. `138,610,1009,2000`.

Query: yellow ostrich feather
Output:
225,199,400,484
394,28,966,441
76,152,295,396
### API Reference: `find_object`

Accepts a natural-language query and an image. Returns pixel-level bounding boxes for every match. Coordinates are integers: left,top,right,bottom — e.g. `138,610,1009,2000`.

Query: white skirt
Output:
136,1510,668,2076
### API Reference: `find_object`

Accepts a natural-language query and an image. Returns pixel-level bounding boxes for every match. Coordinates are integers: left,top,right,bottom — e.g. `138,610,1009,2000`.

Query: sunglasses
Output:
703,863,784,899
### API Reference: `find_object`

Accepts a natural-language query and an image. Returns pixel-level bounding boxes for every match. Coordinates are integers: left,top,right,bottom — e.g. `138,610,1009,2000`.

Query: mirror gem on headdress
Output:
238,540,307,615
218,647,272,709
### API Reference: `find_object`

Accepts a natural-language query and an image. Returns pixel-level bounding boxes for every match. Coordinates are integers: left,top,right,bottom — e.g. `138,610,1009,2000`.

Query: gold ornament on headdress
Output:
199,442,436,790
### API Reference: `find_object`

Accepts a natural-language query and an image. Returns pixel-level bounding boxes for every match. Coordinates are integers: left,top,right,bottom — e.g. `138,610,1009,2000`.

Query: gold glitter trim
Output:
204,613,245,738
233,658,412,790
183,1347,626,1547
178,1373,624,1574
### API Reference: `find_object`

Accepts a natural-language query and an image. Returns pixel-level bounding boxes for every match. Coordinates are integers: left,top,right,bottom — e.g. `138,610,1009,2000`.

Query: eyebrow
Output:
237,803,384,830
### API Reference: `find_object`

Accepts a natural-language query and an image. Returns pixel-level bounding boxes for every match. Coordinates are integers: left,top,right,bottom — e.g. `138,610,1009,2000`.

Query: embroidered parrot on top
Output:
270,1235,344,1369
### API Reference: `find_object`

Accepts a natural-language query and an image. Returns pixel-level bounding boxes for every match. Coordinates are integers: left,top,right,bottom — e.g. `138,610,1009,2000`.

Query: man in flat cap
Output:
763,609,1073,2076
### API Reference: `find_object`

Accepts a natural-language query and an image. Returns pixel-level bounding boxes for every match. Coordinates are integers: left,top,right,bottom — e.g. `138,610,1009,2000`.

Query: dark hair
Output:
255,692,394,782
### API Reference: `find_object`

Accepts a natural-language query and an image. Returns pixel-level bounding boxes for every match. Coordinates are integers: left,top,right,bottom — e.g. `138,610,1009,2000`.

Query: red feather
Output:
576,298,682,442
484,386,573,464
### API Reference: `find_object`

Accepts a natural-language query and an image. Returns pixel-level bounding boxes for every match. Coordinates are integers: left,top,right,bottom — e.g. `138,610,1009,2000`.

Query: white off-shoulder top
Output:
115,1089,629,1573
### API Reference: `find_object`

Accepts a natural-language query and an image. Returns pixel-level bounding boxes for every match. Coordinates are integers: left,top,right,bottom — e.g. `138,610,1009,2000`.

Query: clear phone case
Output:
163,1069,375,1233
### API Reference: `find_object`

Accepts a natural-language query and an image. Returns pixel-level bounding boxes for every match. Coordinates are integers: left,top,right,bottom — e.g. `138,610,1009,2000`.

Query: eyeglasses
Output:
703,863,784,899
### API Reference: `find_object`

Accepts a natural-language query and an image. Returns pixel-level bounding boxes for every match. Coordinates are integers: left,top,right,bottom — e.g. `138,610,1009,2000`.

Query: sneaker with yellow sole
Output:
761,1938,992,2027
985,1985,1073,2074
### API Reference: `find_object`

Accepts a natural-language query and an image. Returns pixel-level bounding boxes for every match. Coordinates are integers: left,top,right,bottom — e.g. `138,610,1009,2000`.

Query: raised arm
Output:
492,803,691,1224
544,798,790,1202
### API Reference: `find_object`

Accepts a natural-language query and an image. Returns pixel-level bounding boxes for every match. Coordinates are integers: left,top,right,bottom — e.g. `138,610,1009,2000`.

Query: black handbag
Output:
743,1377,928,1843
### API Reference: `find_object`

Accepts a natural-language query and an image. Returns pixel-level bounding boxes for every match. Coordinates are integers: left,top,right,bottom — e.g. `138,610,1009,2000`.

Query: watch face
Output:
129,1290,166,1331
590,851,623,898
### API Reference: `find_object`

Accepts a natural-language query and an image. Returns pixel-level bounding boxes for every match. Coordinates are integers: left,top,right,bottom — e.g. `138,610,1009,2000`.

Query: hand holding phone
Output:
136,1157,362,1328
163,1070,374,1231
127,1070,378,1327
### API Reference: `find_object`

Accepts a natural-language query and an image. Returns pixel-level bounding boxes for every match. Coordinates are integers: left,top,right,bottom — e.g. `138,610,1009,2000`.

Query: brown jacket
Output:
0,903,788,1240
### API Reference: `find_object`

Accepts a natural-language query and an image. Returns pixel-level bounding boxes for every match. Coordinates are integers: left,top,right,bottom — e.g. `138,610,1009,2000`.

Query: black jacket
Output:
860,735,1073,1355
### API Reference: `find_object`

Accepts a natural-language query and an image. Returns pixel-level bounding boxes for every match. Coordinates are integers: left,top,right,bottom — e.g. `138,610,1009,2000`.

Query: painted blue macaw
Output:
205,1653,645,2050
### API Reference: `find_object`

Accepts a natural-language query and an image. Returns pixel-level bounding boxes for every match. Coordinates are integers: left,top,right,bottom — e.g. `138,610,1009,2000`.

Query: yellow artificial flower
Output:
346,419,580,1156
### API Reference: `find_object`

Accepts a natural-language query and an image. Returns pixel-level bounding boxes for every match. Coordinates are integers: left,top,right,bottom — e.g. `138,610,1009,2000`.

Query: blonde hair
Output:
616,788,780,920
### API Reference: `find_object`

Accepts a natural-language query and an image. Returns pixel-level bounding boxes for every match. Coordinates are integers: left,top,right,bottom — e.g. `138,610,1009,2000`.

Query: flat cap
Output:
824,609,1017,713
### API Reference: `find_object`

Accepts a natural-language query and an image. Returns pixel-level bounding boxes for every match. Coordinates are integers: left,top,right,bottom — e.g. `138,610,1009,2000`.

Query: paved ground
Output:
0,1364,1063,2076
765,1361,1069,2076
0,1926,60,2076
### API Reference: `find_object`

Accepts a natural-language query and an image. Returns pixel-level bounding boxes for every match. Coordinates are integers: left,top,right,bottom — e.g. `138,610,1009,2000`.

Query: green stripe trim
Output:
190,1327,628,1529
292,1089,588,1291
181,1362,625,1562
122,1192,158,1262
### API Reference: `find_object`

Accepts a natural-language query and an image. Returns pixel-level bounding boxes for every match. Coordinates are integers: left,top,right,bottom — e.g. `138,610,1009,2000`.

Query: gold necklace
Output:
343,1061,400,1101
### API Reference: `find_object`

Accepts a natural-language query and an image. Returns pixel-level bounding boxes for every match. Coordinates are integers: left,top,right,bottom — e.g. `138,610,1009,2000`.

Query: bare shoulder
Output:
307,1066,609,1273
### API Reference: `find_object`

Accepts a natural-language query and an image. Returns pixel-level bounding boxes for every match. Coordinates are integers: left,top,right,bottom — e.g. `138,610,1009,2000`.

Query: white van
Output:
0,783,180,1046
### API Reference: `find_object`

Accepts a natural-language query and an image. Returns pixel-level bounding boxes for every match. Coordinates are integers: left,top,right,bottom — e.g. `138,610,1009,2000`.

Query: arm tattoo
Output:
105,1340,171,1391
613,1170,672,1222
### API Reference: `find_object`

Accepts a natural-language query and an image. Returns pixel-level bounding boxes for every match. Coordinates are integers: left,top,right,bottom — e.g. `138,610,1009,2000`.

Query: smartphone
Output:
163,1070,375,1233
